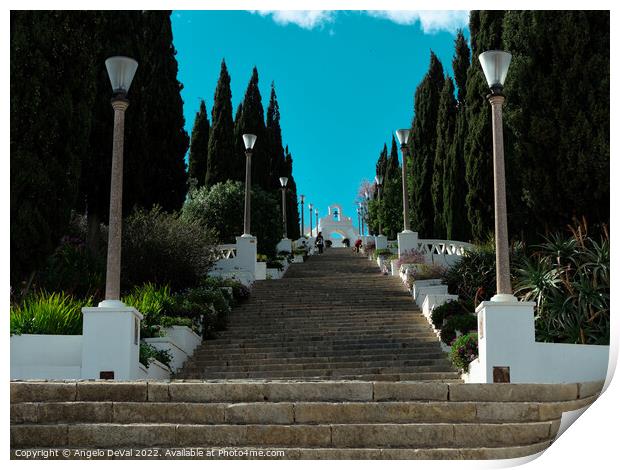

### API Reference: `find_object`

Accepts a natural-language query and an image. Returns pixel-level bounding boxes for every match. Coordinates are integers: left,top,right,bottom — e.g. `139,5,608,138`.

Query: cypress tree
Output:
409,51,445,237
381,136,403,240
463,11,505,241
266,82,285,190
11,11,100,285
444,30,471,241
432,77,456,239
206,59,237,186
128,10,189,212
376,143,388,182
234,67,269,190
502,11,609,237
188,100,210,186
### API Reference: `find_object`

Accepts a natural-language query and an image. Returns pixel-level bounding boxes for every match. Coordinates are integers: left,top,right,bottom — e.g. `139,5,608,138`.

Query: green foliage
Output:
430,300,471,329
432,77,456,238
122,206,218,290
464,11,505,242
10,291,92,335
449,333,479,372
381,145,403,240
11,11,99,286
409,264,448,282
139,343,172,369
283,147,301,240
122,283,174,338
375,248,392,258
409,52,445,237
183,180,281,257
440,314,478,345
188,100,210,186
515,229,609,344
234,67,269,189
502,11,609,238
206,60,238,186
443,245,497,303
38,234,105,299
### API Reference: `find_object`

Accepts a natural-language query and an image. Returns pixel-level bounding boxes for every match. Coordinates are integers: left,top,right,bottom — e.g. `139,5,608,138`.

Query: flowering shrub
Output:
395,249,425,269
449,333,478,372
440,314,477,345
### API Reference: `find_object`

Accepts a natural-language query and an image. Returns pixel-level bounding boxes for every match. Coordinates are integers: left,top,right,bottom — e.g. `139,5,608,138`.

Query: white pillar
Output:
235,235,257,279
81,306,143,380
476,300,535,383
375,234,388,250
397,230,419,258
276,238,292,253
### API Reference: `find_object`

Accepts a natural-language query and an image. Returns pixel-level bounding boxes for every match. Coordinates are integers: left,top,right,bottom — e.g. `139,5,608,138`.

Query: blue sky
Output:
171,10,469,230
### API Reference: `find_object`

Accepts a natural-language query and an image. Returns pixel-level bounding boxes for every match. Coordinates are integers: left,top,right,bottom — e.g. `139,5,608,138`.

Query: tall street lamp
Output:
101,56,138,306
279,177,288,239
314,209,319,235
308,203,313,237
358,202,365,237
357,207,361,237
479,50,514,302
395,129,411,232
375,175,384,235
364,191,371,235
242,133,257,237
300,194,305,238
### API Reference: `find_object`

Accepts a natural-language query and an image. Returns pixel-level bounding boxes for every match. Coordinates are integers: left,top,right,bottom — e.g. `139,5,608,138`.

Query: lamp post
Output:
101,56,138,306
364,191,371,235
300,195,305,237
309,204,313,237
357,208,361,237
358,202,365,237
479,50,514,302
242,134,257,237
279,177,288,238
375,175,384,235
315,209,319,235
395,129,411,232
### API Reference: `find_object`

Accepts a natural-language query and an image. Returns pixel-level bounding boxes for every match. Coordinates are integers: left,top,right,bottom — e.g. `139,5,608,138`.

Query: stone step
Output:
203,335,439,348
187,358,451,373
12,381,597,404
179,371,462,381
195,342,444,356
11,399,575,425
190,353,447,366
10,422,560,448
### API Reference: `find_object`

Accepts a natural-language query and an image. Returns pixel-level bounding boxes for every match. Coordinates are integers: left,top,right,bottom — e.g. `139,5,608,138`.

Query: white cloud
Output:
255,10,335,30
367,10,468,34
252,10,468,35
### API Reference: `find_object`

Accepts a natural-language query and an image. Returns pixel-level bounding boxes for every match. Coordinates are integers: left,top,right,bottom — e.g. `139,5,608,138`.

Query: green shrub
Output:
440,314,477,345
410,263,448,281
170,285,232,338
183,180,281,257
38,236,105,299
122,206,218,290
122,283,174,338
10,291,92,335
515,230,609,344
375,248,392,258
266,260,284,270
443,246,497,303
139,343,172,369
430,300,471,329
449,333,478,372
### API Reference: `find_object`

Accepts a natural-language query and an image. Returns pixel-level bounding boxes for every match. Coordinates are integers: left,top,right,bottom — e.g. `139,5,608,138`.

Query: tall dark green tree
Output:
432,77,457,239
206,60,237,186
266,82,285,190
234,67,269,190
79,11,189,254
11,11,100,286
129,10,189,213
464,11,505,241
444,29,471,241
376,143,388,182
380,136,403,240
188,100,210,186
502,11,609,237
409,51,445,237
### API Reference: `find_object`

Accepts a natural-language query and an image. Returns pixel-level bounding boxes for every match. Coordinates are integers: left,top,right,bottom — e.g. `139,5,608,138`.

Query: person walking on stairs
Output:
315,231,325,254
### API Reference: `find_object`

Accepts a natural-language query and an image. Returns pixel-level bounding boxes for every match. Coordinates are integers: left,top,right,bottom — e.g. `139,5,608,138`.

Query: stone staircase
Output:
10,248,604,459
177,248,459,381
10,380,602,459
